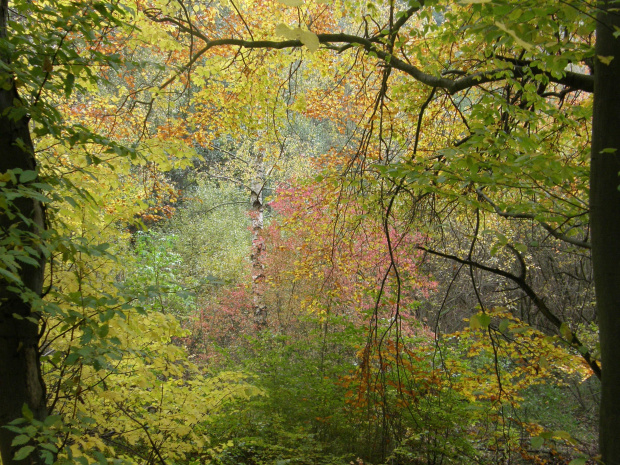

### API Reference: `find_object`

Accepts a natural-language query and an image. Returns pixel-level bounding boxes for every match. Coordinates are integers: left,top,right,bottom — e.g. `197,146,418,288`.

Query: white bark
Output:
250,148,267,330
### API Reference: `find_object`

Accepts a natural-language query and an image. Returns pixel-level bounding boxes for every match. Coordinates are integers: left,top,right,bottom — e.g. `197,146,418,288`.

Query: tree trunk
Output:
0,1,48,464
590,2,620,463
250,148,267,330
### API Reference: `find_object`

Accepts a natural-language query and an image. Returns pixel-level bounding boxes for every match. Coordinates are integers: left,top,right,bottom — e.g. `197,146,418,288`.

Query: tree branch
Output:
418,245,602,379
495,54,593,93
476,188,591,249
143,8,595,94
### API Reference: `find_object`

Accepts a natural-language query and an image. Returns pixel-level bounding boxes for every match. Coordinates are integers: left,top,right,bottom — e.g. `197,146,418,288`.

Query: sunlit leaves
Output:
268,173,435,324
275,24,320,52
277,0,304,6
494,21,534,51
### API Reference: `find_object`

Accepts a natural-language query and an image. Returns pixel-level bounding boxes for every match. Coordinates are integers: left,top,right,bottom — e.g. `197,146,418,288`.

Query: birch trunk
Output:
250,148,267,330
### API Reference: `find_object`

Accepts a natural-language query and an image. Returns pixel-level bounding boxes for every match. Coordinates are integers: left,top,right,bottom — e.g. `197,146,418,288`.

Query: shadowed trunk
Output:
0,0,48,463
590,1,620,463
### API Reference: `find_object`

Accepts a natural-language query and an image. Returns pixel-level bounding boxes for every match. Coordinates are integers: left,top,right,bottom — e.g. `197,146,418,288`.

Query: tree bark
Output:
590,2,620,463
250,148,267,330
0,0,48,464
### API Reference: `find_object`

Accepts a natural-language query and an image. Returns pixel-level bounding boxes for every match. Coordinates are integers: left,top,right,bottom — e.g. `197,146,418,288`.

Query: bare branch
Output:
418,245,602,379
476,188,591,249
204,173,252,191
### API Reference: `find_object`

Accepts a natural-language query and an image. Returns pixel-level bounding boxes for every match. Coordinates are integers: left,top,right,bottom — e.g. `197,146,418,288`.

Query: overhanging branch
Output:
476,188,591,249
144,8,594,94
419,245,602,379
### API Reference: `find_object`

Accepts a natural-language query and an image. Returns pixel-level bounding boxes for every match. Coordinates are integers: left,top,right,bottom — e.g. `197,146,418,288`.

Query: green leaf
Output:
275,24,319,51
43,415,61,427
7,417,26,426
498,318,509,333
11,435,31,447
3,425,24,433
41,449,54,465
98,324,110,338
275,23,295,39
531,436,544,449
15,255,41,267
21,404,33,422
494,21,533,51
19,170,37,183
93,450,108,465
478,313,491,328
64,72,75,97
569,458,587,465
277,0,302,6
14,445,35,461
578,344,590,355
560,323,573,340
40,443,58,453
0,267,21,284
510,325,529,334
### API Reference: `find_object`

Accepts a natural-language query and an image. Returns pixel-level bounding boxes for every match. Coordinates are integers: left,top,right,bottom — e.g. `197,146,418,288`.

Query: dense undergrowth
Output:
105,178,599,465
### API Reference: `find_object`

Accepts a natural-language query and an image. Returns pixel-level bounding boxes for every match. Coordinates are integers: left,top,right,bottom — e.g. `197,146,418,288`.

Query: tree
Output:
0,0,160,462
143,0,619,460
590,1,620,462
0,0,48,462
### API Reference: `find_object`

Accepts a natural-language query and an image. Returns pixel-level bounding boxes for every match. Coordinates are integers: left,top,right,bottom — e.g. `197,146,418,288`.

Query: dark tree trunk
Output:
590,2,620,463
0,0,48,464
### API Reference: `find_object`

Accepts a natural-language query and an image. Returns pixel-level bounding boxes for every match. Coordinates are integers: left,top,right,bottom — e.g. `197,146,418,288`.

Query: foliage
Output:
172,168,596,464
266,172,436,328
0,0,611,463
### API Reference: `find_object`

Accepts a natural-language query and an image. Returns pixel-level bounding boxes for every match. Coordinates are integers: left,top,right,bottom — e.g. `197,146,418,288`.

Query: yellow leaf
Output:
277,0,303,6
469,315,481,330
275,25,319,52
494,21,534,51
275,23,295,38
300,30,320,52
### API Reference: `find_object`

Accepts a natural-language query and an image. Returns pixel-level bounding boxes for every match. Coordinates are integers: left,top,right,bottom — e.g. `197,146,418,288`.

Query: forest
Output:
0,0,619,464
